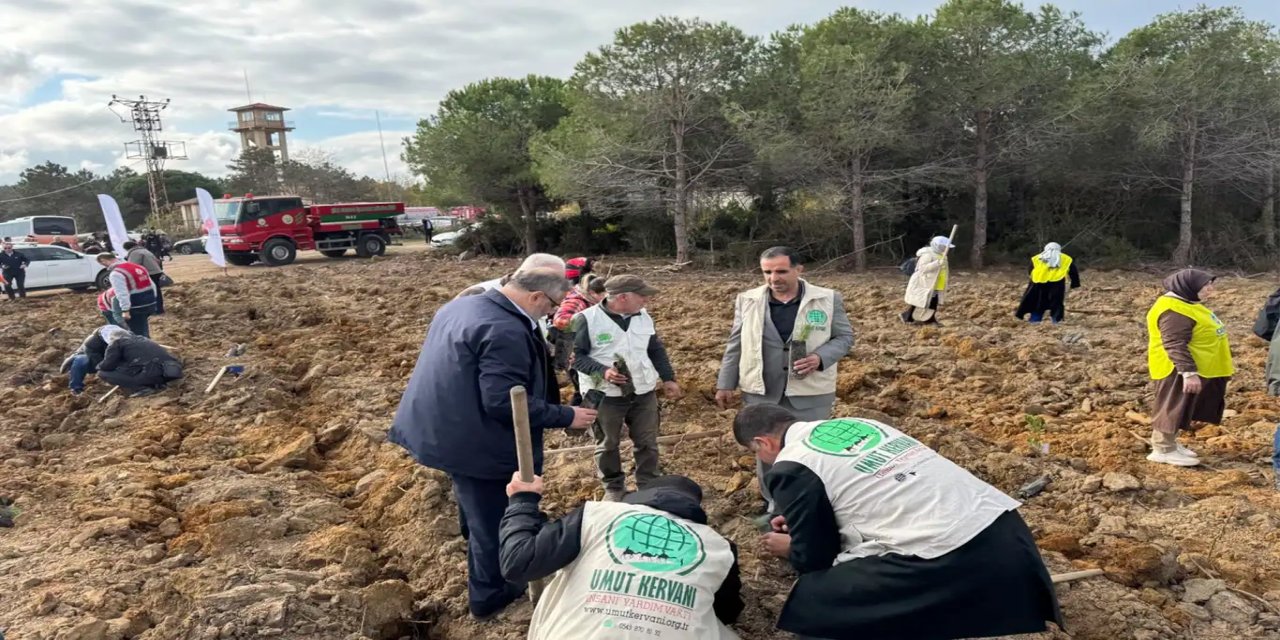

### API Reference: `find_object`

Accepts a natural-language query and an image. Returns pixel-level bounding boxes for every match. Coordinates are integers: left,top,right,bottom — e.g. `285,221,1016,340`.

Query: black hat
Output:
624,475,702,504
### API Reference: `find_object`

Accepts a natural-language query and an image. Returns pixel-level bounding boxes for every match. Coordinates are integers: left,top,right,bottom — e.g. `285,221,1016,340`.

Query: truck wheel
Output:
226,253,257,266
261,239,297,266
177,244,194,255
355,234,386,258
94,270,111,291
320,249,347,258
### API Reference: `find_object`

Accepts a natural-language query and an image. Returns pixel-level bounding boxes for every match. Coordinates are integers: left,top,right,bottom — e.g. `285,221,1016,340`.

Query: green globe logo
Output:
608,512,704,575
805,419,885,456
806,310,828,325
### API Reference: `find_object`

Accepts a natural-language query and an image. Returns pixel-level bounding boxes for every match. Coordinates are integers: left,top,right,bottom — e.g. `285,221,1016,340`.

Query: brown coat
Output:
1151,310,1230,433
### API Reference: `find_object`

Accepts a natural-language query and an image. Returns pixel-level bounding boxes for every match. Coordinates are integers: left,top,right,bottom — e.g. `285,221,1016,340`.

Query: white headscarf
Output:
929,236,952,255
100,325,129,344
1039,242,1063,268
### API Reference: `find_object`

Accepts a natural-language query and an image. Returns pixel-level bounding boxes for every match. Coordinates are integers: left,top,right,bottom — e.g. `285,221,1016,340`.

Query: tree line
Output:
404,1,1280,269
0,148,411,237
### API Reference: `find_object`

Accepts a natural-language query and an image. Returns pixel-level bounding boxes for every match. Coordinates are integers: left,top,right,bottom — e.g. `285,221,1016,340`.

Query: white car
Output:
430,230,463,248
4,243,111,292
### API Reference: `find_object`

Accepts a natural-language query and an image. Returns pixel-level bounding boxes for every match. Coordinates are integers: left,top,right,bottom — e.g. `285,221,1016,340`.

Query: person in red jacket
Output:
553,274,606,406
95,252,157,338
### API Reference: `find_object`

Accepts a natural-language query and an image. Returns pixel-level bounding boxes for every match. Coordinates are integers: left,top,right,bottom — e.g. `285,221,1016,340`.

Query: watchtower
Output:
229,103,294,162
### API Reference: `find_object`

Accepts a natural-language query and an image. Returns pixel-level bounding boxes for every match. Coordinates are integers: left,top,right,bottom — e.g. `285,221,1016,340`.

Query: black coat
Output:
0,251,29,273
99,335,182,379
389,289,572,480
498,485,744,626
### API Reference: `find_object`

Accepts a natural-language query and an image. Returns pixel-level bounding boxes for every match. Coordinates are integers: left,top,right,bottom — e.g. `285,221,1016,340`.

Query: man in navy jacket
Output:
391,268,598,618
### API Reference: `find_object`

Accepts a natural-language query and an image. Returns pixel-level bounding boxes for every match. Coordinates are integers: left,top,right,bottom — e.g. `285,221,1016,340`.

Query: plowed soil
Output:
2,251,1279,640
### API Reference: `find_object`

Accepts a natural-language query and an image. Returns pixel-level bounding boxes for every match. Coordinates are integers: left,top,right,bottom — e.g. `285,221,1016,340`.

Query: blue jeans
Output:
69,355,90,392
1273,424,1279,474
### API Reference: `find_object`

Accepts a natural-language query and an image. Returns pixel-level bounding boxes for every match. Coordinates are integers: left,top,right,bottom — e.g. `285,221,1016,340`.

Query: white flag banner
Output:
195,188,227,268
96,195,130,256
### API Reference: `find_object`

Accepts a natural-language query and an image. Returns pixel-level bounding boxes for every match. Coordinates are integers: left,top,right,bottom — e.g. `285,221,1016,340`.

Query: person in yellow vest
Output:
901,236,953,324
1146,269,1233,467
716,246,855,516
1015,242,1081,324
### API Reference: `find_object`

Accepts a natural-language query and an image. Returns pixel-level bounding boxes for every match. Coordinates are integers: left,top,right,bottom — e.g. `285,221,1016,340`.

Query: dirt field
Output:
2,250,1279,640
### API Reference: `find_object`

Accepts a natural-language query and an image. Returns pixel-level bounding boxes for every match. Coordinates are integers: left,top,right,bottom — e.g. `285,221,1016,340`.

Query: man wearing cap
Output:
499,473,744,639
716,246,854,515
572,274,682,502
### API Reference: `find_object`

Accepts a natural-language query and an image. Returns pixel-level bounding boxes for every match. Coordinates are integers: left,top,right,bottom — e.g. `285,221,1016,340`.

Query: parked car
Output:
1,243,111,292
430,230,463,248
174,237,207,255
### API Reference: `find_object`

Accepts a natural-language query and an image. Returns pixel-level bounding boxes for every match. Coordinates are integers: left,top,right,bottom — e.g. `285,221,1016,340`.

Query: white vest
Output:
737,281,837,397
529,501,740,640
578,304,660,397
775,419,1020,563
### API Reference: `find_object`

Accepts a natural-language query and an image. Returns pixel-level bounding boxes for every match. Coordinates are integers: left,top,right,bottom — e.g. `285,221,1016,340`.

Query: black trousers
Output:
451,474,524,616
98,368,166,391
2,269,25,299
152,279,165,315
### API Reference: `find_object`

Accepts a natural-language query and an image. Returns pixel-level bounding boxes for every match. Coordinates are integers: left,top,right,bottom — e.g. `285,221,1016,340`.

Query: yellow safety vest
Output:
1146,296,1234,380
1030,254,1072,284
935,263,948,291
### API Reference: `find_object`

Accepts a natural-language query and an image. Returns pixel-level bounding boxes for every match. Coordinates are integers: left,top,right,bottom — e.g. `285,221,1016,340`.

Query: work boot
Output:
604,489,627,502
1146,450,1200,467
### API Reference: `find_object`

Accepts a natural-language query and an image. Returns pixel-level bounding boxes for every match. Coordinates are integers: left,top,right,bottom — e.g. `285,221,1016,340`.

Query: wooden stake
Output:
205,366,229,393
98,386,120,404
547,430,722,457
1050,569,1105,584
510,386,546,602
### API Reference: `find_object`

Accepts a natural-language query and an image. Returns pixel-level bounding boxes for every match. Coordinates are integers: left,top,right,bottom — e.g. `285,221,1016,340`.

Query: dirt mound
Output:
2,254,1279,639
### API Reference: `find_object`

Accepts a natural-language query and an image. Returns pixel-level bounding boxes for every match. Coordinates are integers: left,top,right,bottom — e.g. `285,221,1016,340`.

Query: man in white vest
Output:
573,275,682,501
715,246,854,514
499,473,743,639
732,404,1064,640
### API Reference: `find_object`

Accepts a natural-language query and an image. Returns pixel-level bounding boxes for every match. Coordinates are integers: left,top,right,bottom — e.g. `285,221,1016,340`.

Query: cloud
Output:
3,0,1276,184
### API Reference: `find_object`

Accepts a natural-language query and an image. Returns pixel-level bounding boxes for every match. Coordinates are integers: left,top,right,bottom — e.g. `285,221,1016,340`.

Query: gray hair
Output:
517,253,565,273
509,268,571,298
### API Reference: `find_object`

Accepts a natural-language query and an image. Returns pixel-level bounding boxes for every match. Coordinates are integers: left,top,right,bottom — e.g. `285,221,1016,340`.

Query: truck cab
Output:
215,195,404,266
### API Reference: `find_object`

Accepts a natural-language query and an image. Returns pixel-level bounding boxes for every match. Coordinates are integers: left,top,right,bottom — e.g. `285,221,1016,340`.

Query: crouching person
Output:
61,325,127,396
733,404,1064,640
499,473,744,639
96,331,184,398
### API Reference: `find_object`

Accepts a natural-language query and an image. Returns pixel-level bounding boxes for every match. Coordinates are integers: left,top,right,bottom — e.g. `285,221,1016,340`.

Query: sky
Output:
2,0,1278,188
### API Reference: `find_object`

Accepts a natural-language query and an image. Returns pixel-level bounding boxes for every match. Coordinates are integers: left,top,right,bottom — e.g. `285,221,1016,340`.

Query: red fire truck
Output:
214,195,405,266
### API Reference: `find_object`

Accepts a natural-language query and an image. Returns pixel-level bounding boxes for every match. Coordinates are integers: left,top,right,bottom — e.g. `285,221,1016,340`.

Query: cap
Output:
605,274,659,297
565,257,592,280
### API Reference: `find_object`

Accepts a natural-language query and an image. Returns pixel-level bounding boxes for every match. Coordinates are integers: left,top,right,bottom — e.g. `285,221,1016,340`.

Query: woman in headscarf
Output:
96,329,184,398
1145,269,1233,467
61,324,129,396
1015,242,1081,324
901,236,953,324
